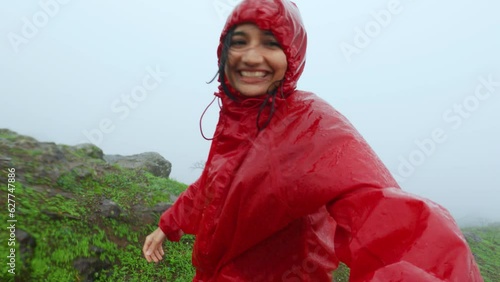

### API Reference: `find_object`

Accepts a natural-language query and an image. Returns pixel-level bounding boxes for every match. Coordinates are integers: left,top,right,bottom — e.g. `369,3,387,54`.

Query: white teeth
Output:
240,71,266,77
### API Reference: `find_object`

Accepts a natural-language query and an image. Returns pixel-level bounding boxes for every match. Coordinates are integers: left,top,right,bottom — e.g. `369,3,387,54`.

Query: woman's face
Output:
225,24,287,97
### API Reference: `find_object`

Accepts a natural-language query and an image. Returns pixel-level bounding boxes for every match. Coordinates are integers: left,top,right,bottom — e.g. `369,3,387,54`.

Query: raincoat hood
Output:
217,0,307,97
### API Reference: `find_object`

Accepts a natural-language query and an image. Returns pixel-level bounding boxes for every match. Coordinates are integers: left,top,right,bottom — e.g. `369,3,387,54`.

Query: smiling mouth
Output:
240,71,268,78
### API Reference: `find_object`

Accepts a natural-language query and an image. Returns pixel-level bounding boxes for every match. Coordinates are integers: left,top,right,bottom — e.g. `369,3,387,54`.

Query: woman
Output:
143,0,483,281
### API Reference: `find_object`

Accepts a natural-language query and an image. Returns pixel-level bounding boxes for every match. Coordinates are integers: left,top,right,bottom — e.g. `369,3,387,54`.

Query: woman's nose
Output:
241,47,264,65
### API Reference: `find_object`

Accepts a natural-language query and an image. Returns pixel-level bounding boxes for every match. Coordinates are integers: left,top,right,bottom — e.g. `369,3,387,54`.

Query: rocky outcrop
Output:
132,202,172,225
104,152,172,178
463,231,483,243
16,230,36,267
73,256,111,282
0,129,172,185
74,143,104,160
99,199,122,219
0,129,105,185
0,129,177,280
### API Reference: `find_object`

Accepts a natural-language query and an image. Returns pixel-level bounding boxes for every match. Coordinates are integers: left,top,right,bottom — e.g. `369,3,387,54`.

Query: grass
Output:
100,235,195,282
0,129,19,141
463,224,500,282
0,167,194,282
333,263,350,281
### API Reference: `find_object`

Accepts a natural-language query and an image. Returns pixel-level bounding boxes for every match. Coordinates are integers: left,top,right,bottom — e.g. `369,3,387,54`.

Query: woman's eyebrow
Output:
232,31,247,37
263,31,278,38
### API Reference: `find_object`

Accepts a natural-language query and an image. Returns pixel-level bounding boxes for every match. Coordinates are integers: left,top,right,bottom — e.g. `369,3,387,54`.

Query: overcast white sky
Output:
1,0,499,224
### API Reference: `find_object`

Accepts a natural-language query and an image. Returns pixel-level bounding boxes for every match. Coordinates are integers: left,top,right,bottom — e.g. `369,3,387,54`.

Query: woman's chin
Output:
237,88,268,97
239,92,267,97
236,85,279,97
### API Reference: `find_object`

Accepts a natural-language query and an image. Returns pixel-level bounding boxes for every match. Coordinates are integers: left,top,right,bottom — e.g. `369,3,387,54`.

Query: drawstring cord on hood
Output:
199,88,279,141
201,78,284,140
199,95,222,141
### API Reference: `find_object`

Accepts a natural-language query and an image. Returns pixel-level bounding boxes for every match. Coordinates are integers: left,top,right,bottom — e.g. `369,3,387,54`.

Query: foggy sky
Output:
1,0,499,224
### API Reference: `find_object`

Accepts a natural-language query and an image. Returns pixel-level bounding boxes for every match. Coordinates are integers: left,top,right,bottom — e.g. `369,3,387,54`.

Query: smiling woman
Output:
142,0,484,281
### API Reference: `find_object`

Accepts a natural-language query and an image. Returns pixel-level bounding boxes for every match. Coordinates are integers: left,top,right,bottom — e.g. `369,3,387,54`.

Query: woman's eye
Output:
230,40,246,47
266,41,281,48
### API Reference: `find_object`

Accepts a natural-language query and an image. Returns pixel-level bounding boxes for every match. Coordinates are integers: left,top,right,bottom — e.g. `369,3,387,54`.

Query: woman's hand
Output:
142,227,166,262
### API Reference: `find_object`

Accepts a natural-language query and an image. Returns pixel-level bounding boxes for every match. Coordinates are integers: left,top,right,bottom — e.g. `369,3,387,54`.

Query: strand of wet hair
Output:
256,80,283,131
207,28,238,102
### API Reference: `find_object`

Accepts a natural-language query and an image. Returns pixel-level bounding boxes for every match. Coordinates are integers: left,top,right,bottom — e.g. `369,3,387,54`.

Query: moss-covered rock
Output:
0,129,192,281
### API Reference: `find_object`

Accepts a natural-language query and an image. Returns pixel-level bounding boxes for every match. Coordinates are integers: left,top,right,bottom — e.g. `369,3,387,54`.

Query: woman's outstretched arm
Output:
327,187,482,281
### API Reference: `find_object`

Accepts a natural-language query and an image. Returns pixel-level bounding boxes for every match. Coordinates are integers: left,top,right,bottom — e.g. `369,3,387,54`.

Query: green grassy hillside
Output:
0,129,497,281
0,129,195,281
462,224,500,282
0,168,195,281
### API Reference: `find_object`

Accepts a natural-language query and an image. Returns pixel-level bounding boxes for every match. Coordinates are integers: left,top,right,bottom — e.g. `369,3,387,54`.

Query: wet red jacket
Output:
159,0,483,281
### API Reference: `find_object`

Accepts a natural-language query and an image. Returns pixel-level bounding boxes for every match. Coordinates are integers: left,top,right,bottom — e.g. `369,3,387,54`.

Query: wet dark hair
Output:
208,27,238,101
208,26,285,131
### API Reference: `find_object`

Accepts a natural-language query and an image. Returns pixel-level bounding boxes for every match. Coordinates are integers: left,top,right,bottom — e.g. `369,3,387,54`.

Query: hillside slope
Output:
0,129,193,281
0,129,497,281
463,224,500,282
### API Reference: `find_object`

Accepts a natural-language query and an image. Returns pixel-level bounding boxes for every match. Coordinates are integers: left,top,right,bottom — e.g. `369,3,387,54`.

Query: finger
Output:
160,245,165,256
146,249,158,263
144,249,152,261
146,244,158,261
154,249,163,261
144,247,154,262
142,236,152,256
152,251,161,263
144,250,152,263
157,248,165,261
144,243,159,262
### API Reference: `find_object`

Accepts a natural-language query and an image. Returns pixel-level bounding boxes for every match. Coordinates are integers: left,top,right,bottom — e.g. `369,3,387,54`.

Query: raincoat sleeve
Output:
327,187,482,281
284,99,482,281
318,128,482,281
159,177,204,241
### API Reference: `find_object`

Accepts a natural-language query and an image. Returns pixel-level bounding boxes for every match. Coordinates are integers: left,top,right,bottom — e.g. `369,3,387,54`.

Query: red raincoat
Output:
159,0,483,281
